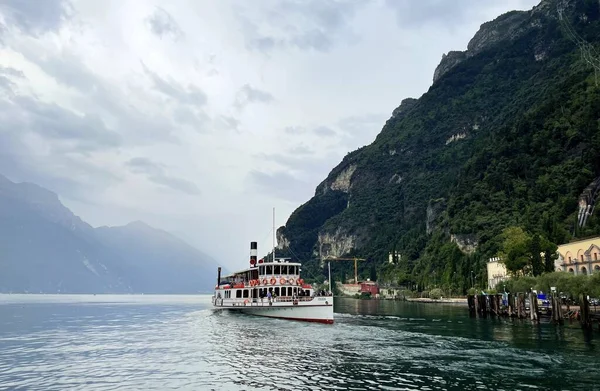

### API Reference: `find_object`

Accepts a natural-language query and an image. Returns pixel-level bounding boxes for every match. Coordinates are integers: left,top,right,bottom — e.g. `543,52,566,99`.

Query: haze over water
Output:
0,295,598,390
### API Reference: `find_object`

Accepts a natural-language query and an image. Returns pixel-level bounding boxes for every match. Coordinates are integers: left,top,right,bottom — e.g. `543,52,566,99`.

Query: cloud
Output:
0,118,121,202
146,7,183,41
234,84,274,109
0,94,121,151
384,0,538,29
313,125,336,136
142,62,207,106
0,0,72,37
247,170,310,202
215,115,240,133
284,126,305,135
0,65,25,79
126,157,200,196
337,113,387,146
238,0,367,53
13,48,180,144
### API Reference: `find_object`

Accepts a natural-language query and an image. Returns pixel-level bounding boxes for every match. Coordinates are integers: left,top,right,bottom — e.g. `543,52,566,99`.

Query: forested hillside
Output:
275,0,600,293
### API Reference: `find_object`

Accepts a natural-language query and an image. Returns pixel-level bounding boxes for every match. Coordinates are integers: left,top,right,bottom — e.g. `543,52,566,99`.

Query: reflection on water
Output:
0,295,598,390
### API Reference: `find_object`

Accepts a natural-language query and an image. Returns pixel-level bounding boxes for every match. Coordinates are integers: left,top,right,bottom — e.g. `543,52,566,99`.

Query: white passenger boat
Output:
212,240,334,324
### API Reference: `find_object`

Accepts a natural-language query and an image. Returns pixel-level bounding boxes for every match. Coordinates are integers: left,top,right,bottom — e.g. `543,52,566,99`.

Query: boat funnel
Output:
250,241,257,266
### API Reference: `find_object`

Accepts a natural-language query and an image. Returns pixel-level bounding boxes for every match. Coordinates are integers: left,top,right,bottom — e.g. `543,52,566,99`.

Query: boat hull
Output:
239,303,334,324
213,297,334,324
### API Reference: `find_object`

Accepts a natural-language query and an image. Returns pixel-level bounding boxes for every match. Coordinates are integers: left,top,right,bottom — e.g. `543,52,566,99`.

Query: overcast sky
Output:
0,0,539,269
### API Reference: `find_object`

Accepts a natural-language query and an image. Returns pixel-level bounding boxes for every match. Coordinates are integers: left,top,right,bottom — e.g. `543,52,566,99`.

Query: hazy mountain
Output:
0,174,219,293
95,221,220,294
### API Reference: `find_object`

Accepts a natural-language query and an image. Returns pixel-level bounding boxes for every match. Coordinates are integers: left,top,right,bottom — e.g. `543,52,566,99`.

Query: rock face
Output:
426,199,446,235
318,229,357,263
466,11,531,54
391,98,417,119
329,164,357,193
450,234,479,255
433,10,533,83
433,51,467,83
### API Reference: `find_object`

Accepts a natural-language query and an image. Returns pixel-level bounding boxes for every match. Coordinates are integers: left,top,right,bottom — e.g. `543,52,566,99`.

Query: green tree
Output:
530,234,543,276
541,237,559,273
370,265,377,282
500,226,532,274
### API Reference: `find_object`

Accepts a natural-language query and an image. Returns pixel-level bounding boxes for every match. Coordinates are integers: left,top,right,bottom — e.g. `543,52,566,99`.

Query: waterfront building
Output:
557,236,600,275
487,257,508,290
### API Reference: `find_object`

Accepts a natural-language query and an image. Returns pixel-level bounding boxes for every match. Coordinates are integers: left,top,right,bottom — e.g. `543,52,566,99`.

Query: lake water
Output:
0,294,598,390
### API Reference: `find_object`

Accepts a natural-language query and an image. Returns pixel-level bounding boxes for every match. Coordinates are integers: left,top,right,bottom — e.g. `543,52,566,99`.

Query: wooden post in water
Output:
495,294,501,316
518,293,526,319
508,293,513,317
480,295,487,318
580,294,592,330
529,291,539,322
551,294,563,324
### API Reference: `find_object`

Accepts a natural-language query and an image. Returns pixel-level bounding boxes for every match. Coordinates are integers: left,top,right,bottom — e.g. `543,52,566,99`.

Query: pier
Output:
467,293,600,331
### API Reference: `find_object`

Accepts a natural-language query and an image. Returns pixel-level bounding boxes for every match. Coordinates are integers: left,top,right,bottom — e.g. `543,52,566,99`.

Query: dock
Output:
467,293,600,331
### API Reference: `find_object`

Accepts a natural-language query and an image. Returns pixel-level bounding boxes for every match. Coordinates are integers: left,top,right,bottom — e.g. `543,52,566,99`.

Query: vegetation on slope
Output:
278,0,600,292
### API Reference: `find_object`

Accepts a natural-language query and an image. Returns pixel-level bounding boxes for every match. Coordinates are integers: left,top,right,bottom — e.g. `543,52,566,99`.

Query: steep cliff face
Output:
278,0,600,289
433,2,559,83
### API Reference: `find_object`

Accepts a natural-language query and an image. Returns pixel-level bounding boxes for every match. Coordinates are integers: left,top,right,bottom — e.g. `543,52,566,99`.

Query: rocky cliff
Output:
276,0,600,291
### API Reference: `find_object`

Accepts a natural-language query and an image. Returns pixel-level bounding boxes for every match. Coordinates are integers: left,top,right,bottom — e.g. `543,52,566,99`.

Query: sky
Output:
0,0,540,269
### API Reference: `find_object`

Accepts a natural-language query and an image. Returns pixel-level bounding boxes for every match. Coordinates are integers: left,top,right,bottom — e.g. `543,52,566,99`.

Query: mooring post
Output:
468,295,475,314
580,294,592,330
518,293,526,319
529,291,539,322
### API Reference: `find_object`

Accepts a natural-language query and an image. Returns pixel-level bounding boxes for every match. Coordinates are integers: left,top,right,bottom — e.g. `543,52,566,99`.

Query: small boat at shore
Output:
211,238,334,324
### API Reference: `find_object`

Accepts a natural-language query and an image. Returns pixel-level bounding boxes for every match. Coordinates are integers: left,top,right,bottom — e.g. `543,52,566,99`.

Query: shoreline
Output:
406,298,467,304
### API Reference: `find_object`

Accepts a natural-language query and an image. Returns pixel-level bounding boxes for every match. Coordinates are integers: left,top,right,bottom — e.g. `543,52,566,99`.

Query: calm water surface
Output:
0,294,598,390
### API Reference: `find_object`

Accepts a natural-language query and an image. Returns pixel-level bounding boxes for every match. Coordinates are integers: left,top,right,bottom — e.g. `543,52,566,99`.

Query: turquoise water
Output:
0,294,598,390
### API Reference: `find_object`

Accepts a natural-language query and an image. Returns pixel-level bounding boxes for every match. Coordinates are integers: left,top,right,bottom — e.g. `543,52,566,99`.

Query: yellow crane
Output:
324,256,366,284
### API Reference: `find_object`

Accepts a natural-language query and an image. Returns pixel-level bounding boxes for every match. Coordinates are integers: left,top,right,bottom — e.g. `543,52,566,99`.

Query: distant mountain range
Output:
0,174,221,294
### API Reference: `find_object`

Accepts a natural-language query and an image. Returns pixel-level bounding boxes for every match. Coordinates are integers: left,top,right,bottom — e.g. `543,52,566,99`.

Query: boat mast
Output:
328,261,331,293
272,207,275,262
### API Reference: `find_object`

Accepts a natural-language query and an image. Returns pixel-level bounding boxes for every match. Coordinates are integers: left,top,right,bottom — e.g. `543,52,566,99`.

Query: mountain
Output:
276,0,600,292
95,221,220,294
0,175,219,293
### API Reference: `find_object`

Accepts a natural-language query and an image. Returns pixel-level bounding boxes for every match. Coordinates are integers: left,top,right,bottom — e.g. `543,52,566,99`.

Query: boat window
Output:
274,265,281,275
275,287,280,296
282,265,288,275
266,265,273,275
286,287,292,296
259,266,264,275
236,290,242,298
243,289,249,298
